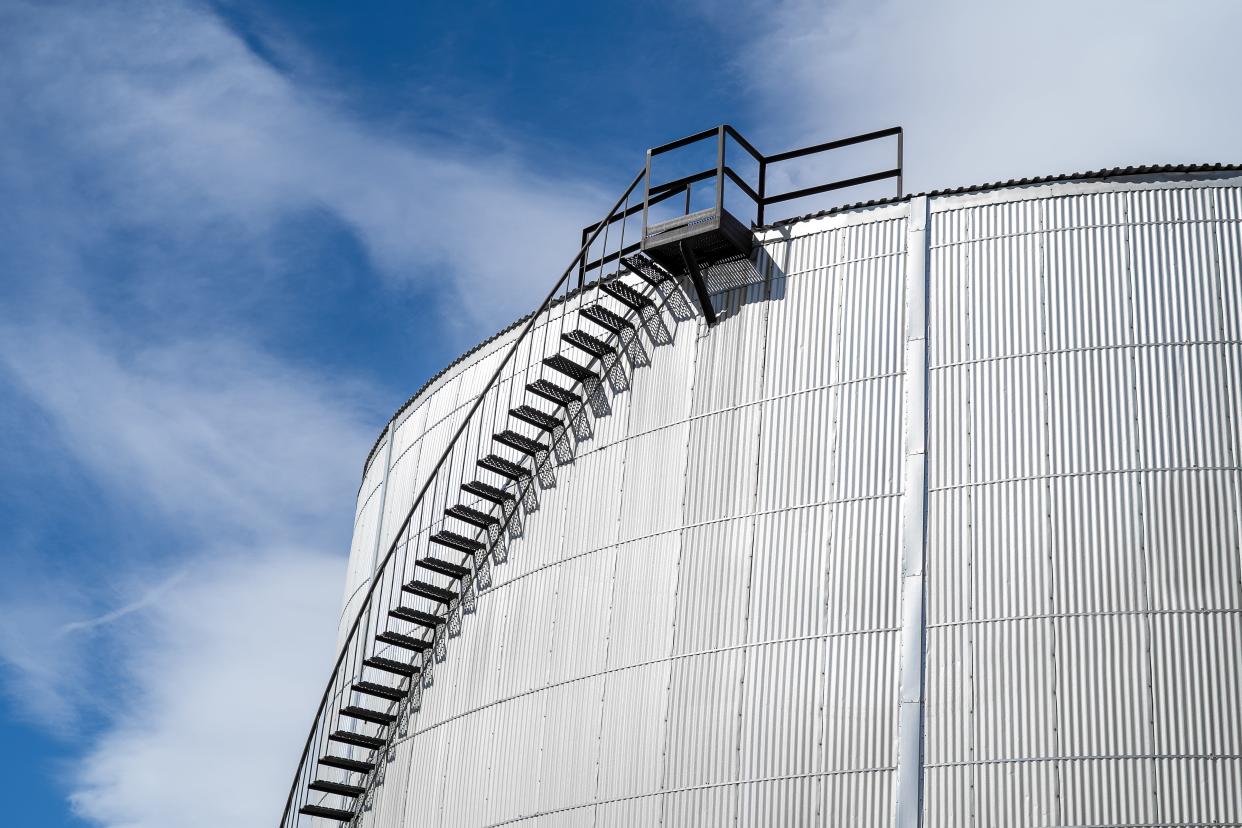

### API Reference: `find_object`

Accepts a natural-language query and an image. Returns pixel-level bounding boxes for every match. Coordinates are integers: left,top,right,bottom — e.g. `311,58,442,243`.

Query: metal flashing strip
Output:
893,196,930,828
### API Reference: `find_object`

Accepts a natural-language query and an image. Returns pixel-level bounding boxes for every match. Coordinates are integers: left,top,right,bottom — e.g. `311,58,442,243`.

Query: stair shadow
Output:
344,250,798,805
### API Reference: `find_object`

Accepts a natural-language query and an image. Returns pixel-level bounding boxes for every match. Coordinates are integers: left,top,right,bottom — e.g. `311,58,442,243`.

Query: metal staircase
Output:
279,124,903,827
291,254,677,824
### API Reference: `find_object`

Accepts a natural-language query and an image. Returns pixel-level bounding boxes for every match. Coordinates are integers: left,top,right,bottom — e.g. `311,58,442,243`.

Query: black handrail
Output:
636,124,903,231
278,167,647,826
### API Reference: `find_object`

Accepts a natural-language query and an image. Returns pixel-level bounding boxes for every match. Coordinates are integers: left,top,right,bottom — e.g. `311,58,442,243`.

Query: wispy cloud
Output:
3,0,608,333
60,570,188,636
67,545,345,828
740,0,1242,197
0,0,616,825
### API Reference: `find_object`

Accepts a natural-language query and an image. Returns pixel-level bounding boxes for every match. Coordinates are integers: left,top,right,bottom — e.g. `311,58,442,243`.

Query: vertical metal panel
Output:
594,662,671,801
607,533,679,669
535,677,604,814
690,279,769,416
661,649,743,789
661,785,735,827
754,387,837,511
616,423,689,543
821,630,898,772
737,638,824,780
746,505,830,642
671,518,754,655
736,775,820,826
683,405,762,525
593,795,661,827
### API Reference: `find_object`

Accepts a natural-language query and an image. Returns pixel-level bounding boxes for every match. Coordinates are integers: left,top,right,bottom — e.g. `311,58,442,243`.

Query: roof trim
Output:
761,163,1242,230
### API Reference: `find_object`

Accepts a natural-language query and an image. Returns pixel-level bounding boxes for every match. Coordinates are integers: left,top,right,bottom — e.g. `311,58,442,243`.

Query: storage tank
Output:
282,139,1242,827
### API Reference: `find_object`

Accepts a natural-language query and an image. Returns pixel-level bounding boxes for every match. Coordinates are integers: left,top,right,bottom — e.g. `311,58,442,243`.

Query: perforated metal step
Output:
402,580,456,604
543,354,597,383
389,605,444,628
622,253,674,287
329,729,385,751
462,480,515,505
580,303,632,334
376,631,431,653
494,430,548,456
510,405,561,432
319,754,374,774
429,531,484,554
364,656,420,678
478,454,529,481
417,556,471,579
446,504,499,528
309,779,366,798
300,804,356,821
526,379,579,408
601,280,652,310
562,329,613,358
352,681,404,702
340,705,394,726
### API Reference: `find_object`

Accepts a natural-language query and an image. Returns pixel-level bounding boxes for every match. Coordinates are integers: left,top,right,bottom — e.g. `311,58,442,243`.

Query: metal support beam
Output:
678,240,717,326
892,195,929,828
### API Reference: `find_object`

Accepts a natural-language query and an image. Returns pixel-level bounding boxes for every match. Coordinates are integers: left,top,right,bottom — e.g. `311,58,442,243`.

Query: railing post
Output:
757,157,766,226
641,149,653,248
715,125,726,217
897,127,905,198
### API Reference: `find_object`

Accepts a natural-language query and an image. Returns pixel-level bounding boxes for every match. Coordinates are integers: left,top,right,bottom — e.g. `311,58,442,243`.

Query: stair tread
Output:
526,379,579,407
402,579,456,604
353,681,404,702
363,656,420,677
580,303,633,334
319,754,374,774
510,405,561,432
329,729,385,750
461,480,515,505
543,354,597,383
562,329,613,359
429,530,484,552
601,280,653,310
340,705,395,725
622,254,674,286
389,605,445,628
309,779,366,798
417,556,472,579
376,630,431,652
446,504,500,527
478,454,530,481
494,429,548,456
300,804,356,821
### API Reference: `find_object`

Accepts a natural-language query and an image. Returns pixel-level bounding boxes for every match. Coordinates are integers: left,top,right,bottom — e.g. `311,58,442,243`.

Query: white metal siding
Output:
332,173,1242,827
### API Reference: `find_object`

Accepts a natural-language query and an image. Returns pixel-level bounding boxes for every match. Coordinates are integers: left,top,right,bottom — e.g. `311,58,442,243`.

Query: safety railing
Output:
278,167,646,827
577,125,903,285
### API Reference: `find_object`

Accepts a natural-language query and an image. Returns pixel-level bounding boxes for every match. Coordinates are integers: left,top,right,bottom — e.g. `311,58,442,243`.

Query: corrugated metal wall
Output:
923,177,1242,827
333,173,1242,827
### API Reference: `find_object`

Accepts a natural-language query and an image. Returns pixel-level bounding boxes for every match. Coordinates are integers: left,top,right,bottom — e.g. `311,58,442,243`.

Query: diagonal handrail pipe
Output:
279,167,646,826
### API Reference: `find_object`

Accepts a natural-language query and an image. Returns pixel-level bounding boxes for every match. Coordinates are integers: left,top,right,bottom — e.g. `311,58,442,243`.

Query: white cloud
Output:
0,323,373,545
741,0,1242,199
4,0,608,332
68,545,344,828
0,318,368,826
0,0,618,823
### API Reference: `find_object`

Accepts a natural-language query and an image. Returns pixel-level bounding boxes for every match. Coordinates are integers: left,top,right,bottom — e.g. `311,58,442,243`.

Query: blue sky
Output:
1,1,1240,825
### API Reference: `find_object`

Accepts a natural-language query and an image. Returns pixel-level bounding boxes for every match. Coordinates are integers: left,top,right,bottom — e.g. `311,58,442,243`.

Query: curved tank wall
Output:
332,171,1242,827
